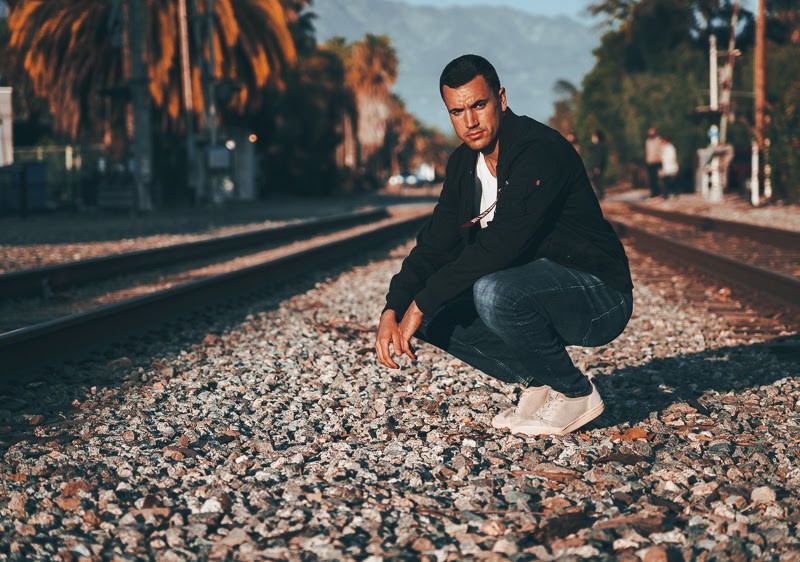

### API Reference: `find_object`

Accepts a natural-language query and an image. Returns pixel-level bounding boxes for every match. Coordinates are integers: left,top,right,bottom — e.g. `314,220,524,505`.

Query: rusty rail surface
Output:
610,218,800,309
0,208,389,299
625,203,800,249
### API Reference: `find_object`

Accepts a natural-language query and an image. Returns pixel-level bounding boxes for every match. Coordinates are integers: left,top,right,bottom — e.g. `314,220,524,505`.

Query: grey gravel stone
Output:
1,234,798,561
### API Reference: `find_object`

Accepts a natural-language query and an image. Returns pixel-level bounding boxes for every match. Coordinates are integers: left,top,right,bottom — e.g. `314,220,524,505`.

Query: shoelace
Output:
515,387,546,416
531,392,562,421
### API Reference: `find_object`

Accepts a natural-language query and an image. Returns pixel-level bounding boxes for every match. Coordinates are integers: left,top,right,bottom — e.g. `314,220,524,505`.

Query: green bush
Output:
767,83,800,203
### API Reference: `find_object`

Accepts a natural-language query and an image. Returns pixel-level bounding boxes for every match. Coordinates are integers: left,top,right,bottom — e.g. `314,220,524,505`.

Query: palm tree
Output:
6,0,296,142
345,34,398,167
549,79,580,137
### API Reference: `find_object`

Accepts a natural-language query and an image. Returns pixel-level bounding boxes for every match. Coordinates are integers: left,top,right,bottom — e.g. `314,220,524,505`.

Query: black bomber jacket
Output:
385,109,633,317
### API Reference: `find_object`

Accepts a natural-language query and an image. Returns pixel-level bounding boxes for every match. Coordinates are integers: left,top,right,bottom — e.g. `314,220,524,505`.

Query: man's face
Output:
442,76,507,153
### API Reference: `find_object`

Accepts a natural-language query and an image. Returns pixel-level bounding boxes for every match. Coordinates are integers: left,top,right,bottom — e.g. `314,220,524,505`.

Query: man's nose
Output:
465,109,478,128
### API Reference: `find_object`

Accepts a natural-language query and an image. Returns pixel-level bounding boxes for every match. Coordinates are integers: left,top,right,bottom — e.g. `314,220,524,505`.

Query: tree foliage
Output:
556,0,800,200
5,0,296,141
251,7,452,196
2,0,453,202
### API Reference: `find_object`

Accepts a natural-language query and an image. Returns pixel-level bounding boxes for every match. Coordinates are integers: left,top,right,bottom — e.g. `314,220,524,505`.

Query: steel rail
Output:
610,218,800,307
626,202,800,249
0,207,389,299
0,212,429,377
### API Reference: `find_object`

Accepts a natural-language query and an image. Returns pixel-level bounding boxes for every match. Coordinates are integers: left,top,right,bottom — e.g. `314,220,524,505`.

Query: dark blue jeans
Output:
414,258,633,397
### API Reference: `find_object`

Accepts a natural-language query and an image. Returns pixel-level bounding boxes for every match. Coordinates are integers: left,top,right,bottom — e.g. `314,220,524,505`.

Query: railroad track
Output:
0,207,389,299
0,206,432,377
605,202,800,311
626,202,800,248
604,201,799,354
4,199,796,378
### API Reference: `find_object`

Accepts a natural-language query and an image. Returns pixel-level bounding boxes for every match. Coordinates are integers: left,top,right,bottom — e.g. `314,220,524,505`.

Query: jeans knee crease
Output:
582,298,625,346
448,334,527,384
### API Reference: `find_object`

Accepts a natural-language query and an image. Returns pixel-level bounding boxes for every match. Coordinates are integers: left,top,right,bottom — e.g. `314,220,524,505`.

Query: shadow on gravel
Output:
3,324,798,453
593,333,800,429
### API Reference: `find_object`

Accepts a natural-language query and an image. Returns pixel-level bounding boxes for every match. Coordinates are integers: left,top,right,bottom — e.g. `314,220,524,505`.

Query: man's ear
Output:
498,87,507,112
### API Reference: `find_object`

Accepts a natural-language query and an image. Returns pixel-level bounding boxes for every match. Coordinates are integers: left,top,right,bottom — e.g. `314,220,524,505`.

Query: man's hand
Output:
397,301,424,362
375,309,404,369
375,302,424,368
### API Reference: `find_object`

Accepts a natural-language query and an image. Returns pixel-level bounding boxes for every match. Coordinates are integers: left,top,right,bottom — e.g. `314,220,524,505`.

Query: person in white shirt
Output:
659,135,679,198
645,127,662,197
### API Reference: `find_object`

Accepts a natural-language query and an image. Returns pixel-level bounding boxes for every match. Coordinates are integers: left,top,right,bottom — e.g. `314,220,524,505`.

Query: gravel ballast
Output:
1,239,799,561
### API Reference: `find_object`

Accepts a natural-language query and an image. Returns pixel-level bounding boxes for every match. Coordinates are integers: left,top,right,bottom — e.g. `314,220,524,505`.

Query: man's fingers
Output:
385,331,400,367
376,335,398,369
400,337,417,361
397,326,417,361
391,331,403,357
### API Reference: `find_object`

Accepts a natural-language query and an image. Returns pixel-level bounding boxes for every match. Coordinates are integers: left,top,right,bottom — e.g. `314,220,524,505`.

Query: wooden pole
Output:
719,0,739,144
178,0,198,201
710,35,718,111
128,0,153,211
754,0,765,150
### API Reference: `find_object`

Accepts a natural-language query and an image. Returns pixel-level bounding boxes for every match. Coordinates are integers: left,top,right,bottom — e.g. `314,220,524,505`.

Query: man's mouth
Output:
467,130,483,139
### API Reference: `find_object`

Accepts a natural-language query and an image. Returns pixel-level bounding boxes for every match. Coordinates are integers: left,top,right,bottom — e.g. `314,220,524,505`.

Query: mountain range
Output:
309,0,601,133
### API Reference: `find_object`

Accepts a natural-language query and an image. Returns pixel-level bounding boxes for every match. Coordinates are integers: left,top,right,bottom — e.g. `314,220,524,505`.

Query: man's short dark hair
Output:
439,54,501,99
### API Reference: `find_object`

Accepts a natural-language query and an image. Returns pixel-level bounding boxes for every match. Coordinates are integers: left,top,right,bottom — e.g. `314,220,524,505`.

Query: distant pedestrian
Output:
566,132,582,155
659,135,679,198
588,130,607,200
645,127,662,197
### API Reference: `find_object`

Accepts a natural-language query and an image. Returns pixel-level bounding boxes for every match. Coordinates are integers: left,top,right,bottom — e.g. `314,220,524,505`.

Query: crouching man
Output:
375,55,634,436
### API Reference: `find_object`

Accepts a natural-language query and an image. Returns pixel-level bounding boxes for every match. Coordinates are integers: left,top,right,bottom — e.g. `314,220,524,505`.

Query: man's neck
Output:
479,111,504,175
480,140,500,176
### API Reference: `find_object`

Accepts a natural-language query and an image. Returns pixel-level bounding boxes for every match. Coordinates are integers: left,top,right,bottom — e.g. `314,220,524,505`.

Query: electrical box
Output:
0,87,13,166
207,146,231,171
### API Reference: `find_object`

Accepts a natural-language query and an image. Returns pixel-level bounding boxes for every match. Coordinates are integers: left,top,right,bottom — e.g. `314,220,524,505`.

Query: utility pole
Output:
719,0,739,144
752,0,767,204
754,0,765,149
205,0,218,148
128,0,153,211
187,0,217,201
705,36,720,202
709,35,718,112
178,0,197,201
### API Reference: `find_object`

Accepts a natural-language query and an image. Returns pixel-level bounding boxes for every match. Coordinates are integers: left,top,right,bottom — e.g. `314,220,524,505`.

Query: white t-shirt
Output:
660,143,679,176
476,152,498,228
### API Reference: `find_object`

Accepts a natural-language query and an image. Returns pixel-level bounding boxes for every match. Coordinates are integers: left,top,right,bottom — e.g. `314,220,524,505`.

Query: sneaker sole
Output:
559,401,605,435
512,401,605,437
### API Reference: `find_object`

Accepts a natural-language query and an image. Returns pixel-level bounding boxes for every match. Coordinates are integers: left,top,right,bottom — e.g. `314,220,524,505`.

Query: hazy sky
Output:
399,0,756,23
399,0,597,22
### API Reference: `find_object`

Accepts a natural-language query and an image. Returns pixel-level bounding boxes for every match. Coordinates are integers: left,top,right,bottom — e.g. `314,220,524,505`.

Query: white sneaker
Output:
510,383,604,436
491,385,551,429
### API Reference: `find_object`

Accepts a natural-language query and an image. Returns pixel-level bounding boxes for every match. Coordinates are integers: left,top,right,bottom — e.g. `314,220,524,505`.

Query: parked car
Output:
388,172,418,187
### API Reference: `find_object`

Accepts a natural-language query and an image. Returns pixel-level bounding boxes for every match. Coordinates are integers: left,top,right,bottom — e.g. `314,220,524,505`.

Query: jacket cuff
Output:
384,292,413,318
413,288,439,317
